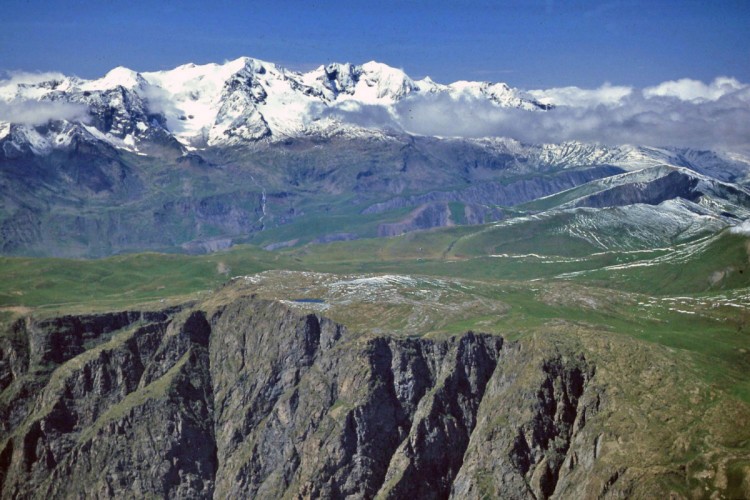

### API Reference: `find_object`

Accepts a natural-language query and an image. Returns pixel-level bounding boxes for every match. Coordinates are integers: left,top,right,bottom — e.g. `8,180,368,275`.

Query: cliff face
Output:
0,296,742,499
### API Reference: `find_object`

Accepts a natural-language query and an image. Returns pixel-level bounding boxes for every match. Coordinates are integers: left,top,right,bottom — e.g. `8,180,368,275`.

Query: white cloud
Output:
326,77,750,151
528,82,633,108
0,100,89,126
0,71,68,98
319,101,403,131
643,77,746,102
729,219,750,235
0,71,89,126
139,83,176,116
0,70,68,86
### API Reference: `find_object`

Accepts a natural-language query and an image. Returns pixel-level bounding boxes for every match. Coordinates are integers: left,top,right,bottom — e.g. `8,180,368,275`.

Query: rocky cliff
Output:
0,296,746,499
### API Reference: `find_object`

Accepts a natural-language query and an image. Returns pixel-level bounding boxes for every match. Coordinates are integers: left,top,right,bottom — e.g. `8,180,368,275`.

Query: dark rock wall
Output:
0,299,607,499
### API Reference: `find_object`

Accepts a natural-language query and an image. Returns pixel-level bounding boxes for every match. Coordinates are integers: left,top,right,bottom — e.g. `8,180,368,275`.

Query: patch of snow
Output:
81,67,145,91
668,308,696,315
15,125,51,154
533,142,677,171
334,274,419,288
278,299,330,312
81,124,136,152
142,58,252,143
729,219,750,236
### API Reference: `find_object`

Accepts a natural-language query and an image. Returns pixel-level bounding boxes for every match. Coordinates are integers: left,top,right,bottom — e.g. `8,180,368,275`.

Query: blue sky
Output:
1,0,748,88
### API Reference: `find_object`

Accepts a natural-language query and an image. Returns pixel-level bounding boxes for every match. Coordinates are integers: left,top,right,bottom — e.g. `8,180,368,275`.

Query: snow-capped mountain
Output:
1,56,749,258
464,138,750,185
3,56,749,182
0,57,550,154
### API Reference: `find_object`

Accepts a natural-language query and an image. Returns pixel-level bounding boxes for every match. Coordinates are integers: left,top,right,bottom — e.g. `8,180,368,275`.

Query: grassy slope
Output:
1,221,747,308
1,221,748,496
1,223,748,401
0,246,297,313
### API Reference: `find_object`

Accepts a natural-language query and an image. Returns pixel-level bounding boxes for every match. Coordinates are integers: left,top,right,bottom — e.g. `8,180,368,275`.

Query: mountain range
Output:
0,57,749,258
0,57,548,155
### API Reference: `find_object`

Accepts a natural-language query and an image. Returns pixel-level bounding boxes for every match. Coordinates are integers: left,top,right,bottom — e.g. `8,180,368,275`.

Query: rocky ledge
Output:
0,296,742,498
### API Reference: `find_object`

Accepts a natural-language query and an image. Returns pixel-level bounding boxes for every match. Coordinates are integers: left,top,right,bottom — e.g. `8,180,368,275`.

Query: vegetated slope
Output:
560,227,750,294
0,213,748,314
279,203,750,293
0,134,626,257
0,293,748,499
2,134,747,257
449,200,729,258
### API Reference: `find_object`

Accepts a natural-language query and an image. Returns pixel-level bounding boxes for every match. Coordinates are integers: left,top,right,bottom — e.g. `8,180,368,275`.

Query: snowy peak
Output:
356,61,419,103
0,56,578,153
140,60,247,144
0,74,78,101
81,67,147,91
140,57,316,145
449,80,547,110
316,62,361,97
414,76,444,93
305,61,420,104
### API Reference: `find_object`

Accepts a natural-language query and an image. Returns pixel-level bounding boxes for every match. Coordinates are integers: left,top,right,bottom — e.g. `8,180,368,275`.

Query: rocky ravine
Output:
0,297,744,499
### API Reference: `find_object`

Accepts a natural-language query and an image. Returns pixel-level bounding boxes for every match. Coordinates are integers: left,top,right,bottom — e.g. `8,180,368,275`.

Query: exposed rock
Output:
378,202,453,236
574,170,701,208
364,165,623,214
312,232,360,244
0,296,747,498
181,238,234,254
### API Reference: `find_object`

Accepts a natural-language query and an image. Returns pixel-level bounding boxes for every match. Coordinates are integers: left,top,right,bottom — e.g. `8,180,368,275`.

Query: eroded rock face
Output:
0,297,609,499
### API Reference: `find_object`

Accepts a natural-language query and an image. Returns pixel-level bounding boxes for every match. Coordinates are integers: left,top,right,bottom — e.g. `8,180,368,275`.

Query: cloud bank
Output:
325,77,750,151
0,70,68,89
1,70,748,152
0,100,89,126
0,72,90,126
528,83,633,107
643,77,744,102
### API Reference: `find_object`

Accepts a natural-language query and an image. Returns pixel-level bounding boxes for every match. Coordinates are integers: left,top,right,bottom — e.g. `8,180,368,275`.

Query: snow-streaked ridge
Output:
3,57,750,188
0,56,550,150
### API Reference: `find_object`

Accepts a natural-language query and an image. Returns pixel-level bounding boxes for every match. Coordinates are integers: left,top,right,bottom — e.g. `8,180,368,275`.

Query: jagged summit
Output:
0,56,551,154
80,66,146,91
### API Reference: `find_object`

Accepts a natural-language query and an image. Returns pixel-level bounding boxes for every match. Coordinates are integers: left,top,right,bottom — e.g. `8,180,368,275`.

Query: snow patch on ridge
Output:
81,67,145,91
729,219,750,236
141,58,253,144
2,58,749,156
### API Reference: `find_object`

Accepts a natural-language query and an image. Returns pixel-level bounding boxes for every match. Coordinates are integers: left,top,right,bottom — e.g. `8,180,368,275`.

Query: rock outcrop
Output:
364,165,624,215
0,295,745,498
